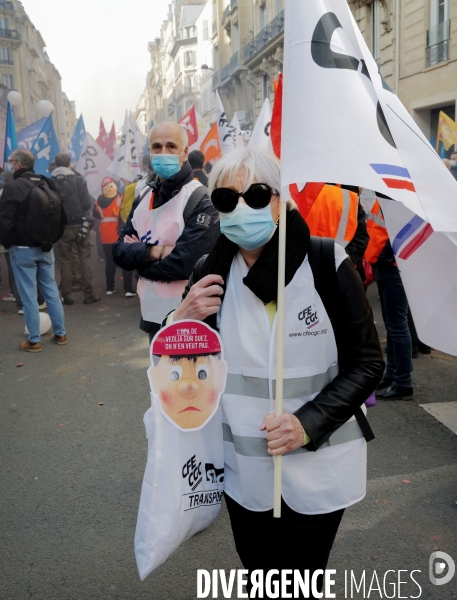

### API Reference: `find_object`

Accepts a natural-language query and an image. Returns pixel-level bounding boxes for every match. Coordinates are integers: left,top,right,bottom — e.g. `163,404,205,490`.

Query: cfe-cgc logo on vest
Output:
298,305,320,329
182,453,224,512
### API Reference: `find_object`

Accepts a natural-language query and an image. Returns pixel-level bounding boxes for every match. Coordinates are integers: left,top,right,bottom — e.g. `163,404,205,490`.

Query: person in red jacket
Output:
93,177,135,296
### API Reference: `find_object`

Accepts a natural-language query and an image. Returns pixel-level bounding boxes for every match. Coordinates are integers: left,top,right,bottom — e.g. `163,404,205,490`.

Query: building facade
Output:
140,0,457,147
0,0,76,151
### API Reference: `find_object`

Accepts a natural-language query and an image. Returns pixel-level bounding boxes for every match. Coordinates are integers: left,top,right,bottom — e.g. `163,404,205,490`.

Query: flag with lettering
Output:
17,117,47,151
3,102,17,166
229,114,246,149
76,132,112,199
67,115,86,162
31,114,60,175
216,91,235,155
249,98,273,152
437,111,457,152
178,105,199,146
108,111,141,182
200,122,222,165
96,118,108,150
280,0,457,355
106,122,117,161
189,109,211,152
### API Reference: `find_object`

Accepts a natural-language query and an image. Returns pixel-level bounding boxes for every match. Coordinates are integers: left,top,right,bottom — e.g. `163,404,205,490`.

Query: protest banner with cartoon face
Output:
148,320,227,431
135,320,226,581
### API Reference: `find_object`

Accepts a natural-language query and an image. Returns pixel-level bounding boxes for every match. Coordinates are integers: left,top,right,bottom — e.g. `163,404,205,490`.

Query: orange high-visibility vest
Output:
364,199,389,264
96,194,122,244
290,183,358,247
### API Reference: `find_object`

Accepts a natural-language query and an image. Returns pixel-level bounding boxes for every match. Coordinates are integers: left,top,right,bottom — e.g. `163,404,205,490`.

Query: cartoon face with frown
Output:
148,321,227,431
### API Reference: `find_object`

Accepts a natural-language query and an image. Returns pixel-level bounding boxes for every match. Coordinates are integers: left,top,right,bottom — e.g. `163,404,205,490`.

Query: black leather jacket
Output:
175,253,384,452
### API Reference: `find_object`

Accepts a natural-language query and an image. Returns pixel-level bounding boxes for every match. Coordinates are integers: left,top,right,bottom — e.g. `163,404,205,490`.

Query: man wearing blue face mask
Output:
112,122,219,341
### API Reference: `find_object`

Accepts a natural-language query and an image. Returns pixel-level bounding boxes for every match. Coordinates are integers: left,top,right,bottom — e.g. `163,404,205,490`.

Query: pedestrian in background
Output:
52,153,100,306
188,150,209,187
94,177,135,297
113,121,219,342
0,149,67,352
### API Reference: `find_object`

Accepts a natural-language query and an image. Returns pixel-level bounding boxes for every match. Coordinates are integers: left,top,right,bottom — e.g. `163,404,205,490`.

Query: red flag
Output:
96,118,108,150
178,105,199,146
270,72,282,159
106,122,116,160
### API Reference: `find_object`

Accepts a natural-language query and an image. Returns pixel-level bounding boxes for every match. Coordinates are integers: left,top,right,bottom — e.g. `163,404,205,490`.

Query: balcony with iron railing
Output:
212,70,221,89
0,28,19,41
244,10,284,62
0,57,13,65
426,20,450,67
231,0,238,8
221,51,244,81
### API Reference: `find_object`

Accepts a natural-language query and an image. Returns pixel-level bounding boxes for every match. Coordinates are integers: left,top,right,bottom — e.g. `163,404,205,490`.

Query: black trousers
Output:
225,494,344,599
102,244,134,293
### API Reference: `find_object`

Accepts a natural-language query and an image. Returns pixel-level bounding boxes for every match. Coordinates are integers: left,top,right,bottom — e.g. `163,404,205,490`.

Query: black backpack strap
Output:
308,236,375,443
183,185,208,224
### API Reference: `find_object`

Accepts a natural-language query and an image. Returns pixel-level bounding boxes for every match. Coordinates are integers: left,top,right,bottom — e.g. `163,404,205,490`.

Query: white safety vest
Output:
131,180,203,323
219,248,367,514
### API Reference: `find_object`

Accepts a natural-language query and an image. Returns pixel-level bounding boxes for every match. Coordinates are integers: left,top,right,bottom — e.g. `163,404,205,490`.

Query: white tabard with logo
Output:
219,247,367,514
134,321,226,580
131,179,202,324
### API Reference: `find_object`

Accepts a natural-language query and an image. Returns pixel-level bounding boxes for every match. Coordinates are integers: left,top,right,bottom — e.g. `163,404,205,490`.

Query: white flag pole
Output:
274,198,287,518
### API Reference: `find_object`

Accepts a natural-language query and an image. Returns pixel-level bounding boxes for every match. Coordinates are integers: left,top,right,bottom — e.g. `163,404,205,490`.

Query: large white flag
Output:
249,98,273,152
216,91,235,155
129,111,147,158
229,113,246,150
281,0,457,355
76,133,111,199
108,111,142,182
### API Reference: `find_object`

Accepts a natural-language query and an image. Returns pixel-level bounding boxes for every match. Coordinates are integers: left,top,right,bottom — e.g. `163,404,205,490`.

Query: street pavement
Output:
1,252,457,600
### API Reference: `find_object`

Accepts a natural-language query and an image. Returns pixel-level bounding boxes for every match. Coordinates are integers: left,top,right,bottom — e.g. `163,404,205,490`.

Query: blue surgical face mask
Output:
151,153,182,179
219,202,277,250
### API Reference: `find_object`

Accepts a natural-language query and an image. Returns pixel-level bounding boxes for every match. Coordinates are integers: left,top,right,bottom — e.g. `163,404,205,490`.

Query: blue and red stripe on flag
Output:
392,215,433,260
370,163,416,192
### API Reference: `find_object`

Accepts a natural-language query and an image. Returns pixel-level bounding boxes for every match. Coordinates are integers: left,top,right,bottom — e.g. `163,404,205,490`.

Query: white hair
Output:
149,121,188,148
208,147,281,196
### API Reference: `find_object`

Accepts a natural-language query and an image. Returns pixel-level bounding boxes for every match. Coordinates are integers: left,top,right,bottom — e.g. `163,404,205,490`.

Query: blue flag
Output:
67,115,86,162
17,117,47,150
31,113,61,175
3,102,18,165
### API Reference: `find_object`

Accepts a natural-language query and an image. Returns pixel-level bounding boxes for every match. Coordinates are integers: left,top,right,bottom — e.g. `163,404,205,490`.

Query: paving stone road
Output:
1,252,456,600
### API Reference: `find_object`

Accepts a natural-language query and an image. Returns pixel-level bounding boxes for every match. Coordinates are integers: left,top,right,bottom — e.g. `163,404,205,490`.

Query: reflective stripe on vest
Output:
366,209,385,228
364,198,389,264
102,217,118,223
335,188,352,247
223,419,364,457
225,365,339,400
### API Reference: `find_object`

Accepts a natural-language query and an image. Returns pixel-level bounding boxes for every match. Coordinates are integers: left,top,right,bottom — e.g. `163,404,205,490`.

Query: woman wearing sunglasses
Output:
170,147,383,597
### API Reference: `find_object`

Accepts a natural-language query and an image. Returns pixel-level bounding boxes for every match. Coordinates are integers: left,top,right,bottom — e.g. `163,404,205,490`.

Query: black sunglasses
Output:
211,183,279,213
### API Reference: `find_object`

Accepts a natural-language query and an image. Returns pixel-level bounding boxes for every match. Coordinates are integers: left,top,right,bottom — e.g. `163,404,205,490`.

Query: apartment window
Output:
275,0,283,15
232,23,240,53
203,19,209,41
262,73,271,100
259,3,266,30
427,0,450,66
0,46,11,62
0,18,8,30
371,0,380,66
174,57,180,78
186,75,195,92
185,50,196,67
2,74,13,88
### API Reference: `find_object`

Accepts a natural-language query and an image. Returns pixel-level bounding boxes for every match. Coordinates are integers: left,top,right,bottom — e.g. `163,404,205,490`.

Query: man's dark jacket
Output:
52,166,92,225
112,160,219,334
0,168,64,249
